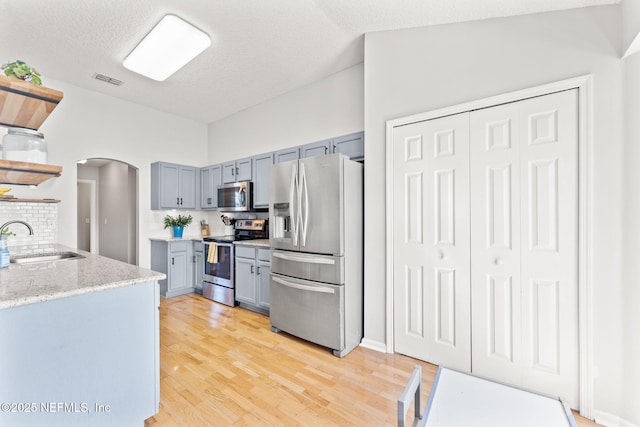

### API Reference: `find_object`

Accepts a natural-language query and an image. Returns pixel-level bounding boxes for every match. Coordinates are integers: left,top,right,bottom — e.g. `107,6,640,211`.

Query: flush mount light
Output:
123,14,211,81
77,159,88,164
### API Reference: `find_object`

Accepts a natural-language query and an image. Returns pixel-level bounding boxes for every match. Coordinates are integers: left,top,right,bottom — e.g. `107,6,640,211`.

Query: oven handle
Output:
272,276,335,294
272,251,335,265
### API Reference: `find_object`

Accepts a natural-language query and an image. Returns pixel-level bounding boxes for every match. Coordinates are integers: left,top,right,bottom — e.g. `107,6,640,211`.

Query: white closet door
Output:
392,113,471,372
470,89,579,407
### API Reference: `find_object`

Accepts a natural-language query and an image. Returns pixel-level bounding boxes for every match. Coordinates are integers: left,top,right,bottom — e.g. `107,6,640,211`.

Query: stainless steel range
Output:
202,219,267,306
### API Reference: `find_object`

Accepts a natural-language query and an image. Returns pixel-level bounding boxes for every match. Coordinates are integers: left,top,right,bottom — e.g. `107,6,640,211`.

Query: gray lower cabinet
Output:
235,245,271,314
193,241,204,293
151,240,200,298
151,161,198,210
200,164,222,210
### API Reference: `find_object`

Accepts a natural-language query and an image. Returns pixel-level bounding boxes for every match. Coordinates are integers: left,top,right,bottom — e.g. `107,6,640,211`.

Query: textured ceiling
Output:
0,0,617,124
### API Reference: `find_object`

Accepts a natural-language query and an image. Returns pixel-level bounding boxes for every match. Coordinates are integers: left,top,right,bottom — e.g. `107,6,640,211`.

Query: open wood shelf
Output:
0,75,64,130
0,160,62,185
0,198,59,203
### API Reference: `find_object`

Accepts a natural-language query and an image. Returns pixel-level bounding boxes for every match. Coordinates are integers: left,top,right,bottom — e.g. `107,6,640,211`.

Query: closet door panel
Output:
392,113,471,372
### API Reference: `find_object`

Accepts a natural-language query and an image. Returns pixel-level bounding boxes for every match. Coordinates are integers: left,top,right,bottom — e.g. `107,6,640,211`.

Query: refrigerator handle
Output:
289,163,299,245
300,163,309,247
272,276,335,294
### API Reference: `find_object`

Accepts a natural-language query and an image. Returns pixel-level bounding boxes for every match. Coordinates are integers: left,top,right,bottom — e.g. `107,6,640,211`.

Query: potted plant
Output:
1,60,43,85
164,214,193,239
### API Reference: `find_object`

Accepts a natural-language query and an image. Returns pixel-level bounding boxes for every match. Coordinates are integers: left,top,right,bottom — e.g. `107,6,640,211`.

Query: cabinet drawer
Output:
258,248,271,262
235,245,256,259
170,241,189,252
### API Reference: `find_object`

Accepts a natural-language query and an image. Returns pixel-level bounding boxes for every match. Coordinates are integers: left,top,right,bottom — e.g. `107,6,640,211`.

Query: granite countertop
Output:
234,239,271,248
0,244,166,309
149,236,204,242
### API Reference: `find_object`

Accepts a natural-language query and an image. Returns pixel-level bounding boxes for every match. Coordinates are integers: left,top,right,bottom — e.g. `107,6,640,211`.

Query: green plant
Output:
0,228,15,238
163,214,193,229
1,60,42,85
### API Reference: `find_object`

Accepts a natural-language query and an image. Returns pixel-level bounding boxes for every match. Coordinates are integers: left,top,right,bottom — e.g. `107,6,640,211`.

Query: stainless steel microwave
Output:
217,181,252,212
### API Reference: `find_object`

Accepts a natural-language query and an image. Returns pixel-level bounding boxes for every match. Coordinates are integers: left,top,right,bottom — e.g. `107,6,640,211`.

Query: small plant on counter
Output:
1,60,43,85
0,228,15,238
163,214,193,229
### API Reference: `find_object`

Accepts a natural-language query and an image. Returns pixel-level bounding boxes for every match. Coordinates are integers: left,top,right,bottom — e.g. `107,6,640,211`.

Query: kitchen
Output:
0,1,639,426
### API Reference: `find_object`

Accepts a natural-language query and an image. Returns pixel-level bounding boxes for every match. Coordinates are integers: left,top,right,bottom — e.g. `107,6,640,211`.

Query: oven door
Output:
204,242,234,288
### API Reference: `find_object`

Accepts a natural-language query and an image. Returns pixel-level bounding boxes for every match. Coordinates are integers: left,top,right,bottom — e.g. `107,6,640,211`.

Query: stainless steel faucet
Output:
0,220,34,235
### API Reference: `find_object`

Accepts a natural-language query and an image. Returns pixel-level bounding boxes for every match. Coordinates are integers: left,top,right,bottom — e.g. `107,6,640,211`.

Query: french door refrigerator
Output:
269,153,363,357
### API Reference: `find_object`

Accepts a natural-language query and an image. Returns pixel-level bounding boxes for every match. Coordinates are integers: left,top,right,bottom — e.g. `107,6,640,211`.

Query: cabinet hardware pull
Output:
256,266,261,275
250,265,254,274
332,145,336,153
324,146,328,154
180,197,183,205
236,167,239,176
171,257,174,265
193,256,196,263
177,197,180,205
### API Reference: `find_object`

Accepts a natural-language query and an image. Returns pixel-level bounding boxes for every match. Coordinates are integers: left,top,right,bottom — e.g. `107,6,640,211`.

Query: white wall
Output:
364,5,624,420
207,63,364,165
1,78,208,268
621,1,640,425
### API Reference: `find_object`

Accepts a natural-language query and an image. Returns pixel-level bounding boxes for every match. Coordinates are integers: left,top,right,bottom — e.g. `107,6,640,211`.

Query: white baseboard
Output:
594,410,639,427
359,338,387,353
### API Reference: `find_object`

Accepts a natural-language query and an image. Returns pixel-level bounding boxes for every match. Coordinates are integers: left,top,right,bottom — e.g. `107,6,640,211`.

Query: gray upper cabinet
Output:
223,157,252,183
252,152,274,208
301,138,332,158
200,164,222,210
300,132,364,161
333,131,364,161
275,147,300,163
151,161,198,210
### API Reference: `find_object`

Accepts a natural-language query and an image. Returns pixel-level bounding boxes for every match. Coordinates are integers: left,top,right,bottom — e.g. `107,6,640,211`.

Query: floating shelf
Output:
0,198,59,203
0,75,64,130
0,160,62,185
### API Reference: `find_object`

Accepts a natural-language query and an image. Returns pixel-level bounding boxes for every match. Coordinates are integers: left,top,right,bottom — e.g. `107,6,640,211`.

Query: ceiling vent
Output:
93,73,124,86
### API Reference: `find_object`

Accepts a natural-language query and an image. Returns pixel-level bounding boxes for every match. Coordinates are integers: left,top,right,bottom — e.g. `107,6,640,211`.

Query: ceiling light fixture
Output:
123,14,211,81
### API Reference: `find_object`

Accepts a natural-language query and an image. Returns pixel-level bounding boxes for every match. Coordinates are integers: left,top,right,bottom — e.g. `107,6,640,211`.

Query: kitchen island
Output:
0,244,165,427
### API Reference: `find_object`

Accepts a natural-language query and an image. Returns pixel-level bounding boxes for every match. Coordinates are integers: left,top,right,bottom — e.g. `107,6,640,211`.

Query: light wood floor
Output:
145,293,599,426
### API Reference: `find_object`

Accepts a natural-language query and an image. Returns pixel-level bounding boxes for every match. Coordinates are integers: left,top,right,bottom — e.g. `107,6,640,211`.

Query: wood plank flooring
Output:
145,293,600,426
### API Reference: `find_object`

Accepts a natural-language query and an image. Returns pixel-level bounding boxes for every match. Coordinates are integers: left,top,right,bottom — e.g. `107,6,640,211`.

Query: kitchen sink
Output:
10,252,85,264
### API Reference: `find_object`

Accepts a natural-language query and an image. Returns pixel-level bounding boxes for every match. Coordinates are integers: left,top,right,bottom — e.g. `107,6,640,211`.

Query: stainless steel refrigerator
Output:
269,153,363,357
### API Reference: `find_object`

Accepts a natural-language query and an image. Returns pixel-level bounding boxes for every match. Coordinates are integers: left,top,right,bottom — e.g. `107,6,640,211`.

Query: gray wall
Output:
98,162,135,264
364,5,625,420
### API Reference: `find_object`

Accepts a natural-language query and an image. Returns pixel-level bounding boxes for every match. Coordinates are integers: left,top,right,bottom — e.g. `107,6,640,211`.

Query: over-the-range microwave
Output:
217,181,252,212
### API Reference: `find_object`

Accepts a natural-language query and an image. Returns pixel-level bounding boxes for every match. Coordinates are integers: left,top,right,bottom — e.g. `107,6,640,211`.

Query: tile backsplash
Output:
0,202,57,248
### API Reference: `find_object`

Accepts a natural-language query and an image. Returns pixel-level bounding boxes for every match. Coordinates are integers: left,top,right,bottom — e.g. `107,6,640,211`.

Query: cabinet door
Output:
179,166,197,209
168,250,188,291
236,157,252,181
333,131,364,161
159,163,180,209
222,161,236,184
257,259,271,309
275,147,299,163
235,257,257,304
200,165,222,209
301,139,331,158
252,153,274,208
200,167,213,209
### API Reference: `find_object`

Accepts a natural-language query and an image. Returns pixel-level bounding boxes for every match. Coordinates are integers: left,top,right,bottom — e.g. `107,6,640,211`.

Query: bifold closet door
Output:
469,89,579,408
392,112,471,372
